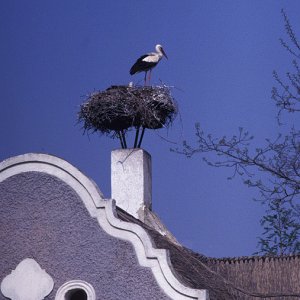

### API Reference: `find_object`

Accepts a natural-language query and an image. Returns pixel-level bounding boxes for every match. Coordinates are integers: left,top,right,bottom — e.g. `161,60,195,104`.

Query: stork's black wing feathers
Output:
130,54,157,75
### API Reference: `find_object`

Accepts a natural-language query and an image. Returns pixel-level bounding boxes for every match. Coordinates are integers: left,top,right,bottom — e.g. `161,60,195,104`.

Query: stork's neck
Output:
158,51,164,58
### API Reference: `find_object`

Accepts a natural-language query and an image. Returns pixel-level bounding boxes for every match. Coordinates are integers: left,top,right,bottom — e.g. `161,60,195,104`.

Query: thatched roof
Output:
117,207,300,300
205,255,300,299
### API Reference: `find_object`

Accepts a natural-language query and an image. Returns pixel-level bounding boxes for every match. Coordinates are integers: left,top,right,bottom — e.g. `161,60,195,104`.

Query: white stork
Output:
130,44,168,85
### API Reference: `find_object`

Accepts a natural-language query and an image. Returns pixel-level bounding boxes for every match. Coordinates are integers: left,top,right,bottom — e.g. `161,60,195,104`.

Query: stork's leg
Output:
144,71,147,86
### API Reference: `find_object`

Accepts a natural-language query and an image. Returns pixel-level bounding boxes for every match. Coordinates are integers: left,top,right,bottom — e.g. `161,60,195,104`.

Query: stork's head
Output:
156,44,168,59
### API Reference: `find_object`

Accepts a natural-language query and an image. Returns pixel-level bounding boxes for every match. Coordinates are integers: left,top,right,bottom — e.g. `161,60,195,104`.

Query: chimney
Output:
111,149,152,221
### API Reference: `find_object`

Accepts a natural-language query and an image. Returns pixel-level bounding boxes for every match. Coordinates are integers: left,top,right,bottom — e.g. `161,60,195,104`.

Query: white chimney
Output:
111,149,152,221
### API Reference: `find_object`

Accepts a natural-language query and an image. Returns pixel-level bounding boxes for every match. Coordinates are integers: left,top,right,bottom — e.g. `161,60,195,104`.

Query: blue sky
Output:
1,1,300,257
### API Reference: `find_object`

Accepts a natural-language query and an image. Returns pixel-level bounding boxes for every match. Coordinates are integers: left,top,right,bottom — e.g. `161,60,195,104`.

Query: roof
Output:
117,207,300,300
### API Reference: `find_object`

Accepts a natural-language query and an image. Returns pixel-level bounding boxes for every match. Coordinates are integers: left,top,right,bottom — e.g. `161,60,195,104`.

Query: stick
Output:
134,127,140,148
138,127,145,148
117,131,125,149
121,130,127,149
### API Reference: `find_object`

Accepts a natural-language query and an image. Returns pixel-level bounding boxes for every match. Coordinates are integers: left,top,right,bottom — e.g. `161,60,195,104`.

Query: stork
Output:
130,44,168,85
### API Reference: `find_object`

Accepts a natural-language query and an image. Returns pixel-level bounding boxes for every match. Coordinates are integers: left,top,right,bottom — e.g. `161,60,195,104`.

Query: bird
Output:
130,44,168,85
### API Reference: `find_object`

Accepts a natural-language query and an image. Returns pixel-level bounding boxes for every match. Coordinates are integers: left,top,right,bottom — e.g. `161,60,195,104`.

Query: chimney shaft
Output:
111,149,152,220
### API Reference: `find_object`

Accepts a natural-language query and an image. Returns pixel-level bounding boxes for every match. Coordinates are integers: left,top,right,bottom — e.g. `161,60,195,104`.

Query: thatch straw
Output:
78,85,177,147
117,207,300,299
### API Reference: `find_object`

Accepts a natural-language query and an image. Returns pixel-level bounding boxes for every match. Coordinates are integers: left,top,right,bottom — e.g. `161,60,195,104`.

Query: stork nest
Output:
78,85,177,137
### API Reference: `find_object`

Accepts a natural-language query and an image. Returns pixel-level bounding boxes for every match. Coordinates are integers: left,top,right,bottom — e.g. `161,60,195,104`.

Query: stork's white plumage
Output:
130,44,168,85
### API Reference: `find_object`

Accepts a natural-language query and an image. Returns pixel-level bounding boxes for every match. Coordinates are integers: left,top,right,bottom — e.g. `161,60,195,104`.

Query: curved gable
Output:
0,153,208,300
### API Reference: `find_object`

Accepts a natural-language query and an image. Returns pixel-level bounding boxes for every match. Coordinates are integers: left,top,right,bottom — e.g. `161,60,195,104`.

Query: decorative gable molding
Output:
0,153,209,300
1,258,54,300
100,200,208,300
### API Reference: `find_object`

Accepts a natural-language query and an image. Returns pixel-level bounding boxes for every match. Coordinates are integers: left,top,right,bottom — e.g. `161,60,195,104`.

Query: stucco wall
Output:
0,172,170,300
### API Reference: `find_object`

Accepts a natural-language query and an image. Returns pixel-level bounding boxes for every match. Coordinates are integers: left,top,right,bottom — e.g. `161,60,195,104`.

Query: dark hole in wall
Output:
65,289,87,300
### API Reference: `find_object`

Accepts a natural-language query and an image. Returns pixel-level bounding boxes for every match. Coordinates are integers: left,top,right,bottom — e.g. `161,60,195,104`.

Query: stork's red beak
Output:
161,48,168,59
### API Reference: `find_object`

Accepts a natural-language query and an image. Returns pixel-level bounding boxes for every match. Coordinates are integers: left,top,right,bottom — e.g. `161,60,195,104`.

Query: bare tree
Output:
174,10,300,255
272,10,300,118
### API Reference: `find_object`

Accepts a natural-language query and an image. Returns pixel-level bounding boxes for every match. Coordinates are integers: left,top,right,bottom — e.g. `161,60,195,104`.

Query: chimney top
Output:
111,149,152,221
